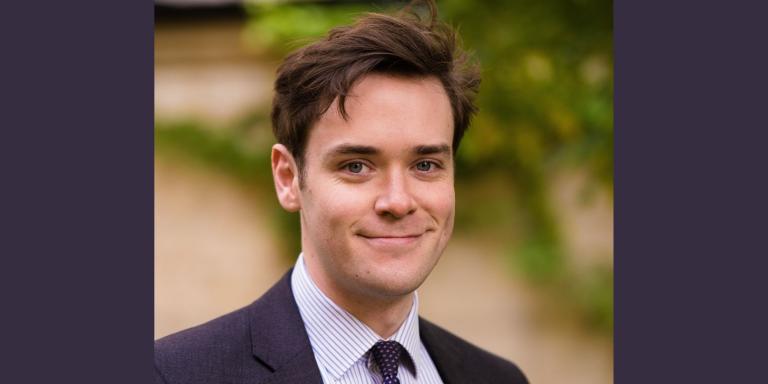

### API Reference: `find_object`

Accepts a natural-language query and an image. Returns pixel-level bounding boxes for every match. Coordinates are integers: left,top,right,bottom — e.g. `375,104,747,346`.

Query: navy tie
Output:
370,340,404,384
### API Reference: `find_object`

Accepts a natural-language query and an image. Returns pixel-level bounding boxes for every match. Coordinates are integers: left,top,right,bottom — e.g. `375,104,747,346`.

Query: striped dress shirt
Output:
291,253,444,384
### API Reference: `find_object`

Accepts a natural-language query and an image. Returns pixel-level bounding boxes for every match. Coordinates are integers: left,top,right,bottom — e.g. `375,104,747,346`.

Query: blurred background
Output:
154,0,613,383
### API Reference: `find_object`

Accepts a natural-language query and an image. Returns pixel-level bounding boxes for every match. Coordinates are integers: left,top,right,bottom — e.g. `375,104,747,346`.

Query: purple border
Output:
615,0,768,382
3,0,767,382
1,1,154,382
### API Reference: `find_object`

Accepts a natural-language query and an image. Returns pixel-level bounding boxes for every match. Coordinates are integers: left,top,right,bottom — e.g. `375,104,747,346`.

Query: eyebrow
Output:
329,144,379,156
324,143,452,160
415,144,452,156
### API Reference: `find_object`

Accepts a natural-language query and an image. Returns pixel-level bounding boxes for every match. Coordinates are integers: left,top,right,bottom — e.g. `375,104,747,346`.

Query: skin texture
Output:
271,74,455,338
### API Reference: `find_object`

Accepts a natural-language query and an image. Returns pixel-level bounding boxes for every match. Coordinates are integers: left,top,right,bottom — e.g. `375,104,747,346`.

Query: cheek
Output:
420,183,455,221
306,182,373,228
443,209,455,241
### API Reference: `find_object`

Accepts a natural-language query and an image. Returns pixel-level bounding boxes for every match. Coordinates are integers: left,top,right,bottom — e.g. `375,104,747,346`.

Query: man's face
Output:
298,73,455,301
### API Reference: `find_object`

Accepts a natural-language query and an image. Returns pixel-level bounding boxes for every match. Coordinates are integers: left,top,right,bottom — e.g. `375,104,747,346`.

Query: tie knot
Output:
370,340,404,384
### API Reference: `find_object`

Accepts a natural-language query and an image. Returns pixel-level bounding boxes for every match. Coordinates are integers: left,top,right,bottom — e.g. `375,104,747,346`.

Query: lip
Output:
357,233,424,247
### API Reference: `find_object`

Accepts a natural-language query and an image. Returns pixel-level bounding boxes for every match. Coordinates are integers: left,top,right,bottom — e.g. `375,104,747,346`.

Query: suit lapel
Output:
246,269,324,384
419,317,466,384
245,272,483,384
256,346,323,384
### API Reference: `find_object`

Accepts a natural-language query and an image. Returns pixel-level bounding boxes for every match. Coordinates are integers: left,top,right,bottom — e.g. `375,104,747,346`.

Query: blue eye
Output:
416,161,434,172
345,162,365,173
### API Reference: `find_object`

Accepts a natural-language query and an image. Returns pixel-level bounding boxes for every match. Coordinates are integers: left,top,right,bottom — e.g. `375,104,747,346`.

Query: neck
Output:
331,287,414,339
303,255,413,339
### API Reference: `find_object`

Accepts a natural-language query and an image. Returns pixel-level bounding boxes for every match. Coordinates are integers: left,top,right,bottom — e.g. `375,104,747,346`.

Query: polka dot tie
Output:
370,340,404,384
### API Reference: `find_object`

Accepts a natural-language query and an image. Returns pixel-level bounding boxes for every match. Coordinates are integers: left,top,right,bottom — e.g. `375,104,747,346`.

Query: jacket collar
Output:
244,269,462,384
246,269,324,384
419,317,465,384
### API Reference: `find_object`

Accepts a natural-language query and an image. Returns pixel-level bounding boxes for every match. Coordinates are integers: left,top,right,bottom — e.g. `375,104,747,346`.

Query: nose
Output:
374,170,417,218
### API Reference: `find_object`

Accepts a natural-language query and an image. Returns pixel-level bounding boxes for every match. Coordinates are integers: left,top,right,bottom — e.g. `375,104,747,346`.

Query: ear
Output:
271,144,301,212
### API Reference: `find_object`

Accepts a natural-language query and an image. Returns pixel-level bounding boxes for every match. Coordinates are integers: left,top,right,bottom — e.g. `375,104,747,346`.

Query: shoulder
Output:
154,304,259,384
154,271,300,384
420,317,529,384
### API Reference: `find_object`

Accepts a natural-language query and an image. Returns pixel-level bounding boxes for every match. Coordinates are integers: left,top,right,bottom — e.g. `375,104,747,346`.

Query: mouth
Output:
357,233,425,247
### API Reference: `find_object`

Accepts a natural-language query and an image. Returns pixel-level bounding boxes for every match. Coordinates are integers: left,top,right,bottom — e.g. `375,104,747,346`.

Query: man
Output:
155,1,528,383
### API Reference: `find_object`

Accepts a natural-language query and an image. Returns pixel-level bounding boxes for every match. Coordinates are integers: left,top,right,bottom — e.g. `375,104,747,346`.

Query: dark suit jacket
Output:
155,270,528,384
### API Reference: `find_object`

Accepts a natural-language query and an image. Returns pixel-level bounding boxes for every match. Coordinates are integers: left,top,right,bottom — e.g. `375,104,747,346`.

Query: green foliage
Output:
155,120,270,183
243,2,396,56
440,0,613,335
155,120,302,261
516,239,565,283
444,0,613,179
574,265,613,333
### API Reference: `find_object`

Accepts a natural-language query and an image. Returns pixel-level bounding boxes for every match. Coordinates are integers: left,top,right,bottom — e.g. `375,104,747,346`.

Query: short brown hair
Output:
271,0,480,168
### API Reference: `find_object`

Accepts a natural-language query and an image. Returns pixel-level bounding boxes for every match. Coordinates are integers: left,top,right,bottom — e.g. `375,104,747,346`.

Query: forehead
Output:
306,74,454,157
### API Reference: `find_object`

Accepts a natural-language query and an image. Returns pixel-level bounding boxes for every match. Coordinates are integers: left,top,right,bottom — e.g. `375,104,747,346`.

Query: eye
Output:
415,160,436,172
344,161,367,174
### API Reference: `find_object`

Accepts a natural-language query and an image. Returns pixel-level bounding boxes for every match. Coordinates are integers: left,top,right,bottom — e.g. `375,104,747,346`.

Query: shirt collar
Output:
291,253,423,381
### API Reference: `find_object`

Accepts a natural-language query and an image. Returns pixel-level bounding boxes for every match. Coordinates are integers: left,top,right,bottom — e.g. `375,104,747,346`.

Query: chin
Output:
359,260,435,298
362,279,421,299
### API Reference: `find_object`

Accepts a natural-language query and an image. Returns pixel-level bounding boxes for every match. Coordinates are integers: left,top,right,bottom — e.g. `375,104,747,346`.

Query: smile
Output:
357,233,424,247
